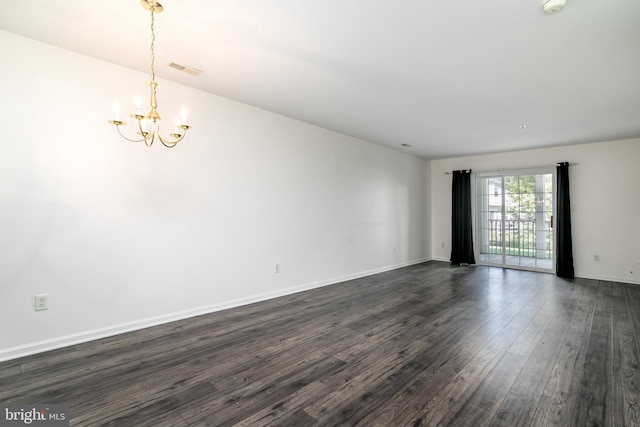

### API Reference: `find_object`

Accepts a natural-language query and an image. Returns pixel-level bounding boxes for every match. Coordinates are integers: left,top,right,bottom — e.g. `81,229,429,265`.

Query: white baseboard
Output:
575,273,640,286
431,259,640,286
0,258,428,363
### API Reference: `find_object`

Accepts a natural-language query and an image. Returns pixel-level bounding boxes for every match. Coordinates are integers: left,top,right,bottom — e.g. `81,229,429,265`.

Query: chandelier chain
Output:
150,9,156,84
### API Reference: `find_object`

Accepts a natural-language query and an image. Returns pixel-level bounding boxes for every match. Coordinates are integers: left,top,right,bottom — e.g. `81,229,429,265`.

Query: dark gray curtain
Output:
556,162,574,279
450,170,476,265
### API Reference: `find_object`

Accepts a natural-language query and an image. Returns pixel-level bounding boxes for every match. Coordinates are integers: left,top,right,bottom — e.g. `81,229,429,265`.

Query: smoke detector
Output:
542,0,566,14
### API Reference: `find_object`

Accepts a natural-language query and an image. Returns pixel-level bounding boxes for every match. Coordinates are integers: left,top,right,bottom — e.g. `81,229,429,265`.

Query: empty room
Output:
1,0,639,425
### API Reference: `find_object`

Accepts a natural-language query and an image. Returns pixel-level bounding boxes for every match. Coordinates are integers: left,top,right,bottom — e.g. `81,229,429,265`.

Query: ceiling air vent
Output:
168,62,203,76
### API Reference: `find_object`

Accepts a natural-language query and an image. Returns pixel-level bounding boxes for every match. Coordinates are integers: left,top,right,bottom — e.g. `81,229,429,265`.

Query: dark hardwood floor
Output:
1,261,640,426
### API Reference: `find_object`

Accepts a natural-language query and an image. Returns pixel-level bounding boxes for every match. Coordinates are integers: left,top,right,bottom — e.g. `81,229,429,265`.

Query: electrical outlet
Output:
35,294,49,311
593,255,600,262
274,264,280,273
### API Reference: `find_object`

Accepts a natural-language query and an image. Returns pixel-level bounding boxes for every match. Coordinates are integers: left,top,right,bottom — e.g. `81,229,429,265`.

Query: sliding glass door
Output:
475,170,554,272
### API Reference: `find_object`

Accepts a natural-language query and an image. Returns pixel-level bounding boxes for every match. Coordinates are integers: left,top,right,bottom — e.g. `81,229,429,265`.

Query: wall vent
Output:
168,62,203,76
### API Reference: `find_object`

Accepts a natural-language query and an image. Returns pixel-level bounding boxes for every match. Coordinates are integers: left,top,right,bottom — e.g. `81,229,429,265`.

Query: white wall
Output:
0,30,427,361
430,139,640,284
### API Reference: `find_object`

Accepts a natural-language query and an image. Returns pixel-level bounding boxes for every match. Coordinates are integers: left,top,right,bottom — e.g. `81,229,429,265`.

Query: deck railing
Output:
483,219,551,258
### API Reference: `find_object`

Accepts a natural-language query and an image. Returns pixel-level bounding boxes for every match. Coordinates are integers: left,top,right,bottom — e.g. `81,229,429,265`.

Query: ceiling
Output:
1,0,638,158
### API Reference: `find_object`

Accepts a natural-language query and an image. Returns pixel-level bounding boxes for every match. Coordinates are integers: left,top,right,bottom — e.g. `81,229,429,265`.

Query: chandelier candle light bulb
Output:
135,97,143,115
107,0,191,148
113,102,121,122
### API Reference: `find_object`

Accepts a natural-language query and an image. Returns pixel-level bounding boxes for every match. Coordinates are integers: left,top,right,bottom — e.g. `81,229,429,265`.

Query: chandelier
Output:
108,0,191,148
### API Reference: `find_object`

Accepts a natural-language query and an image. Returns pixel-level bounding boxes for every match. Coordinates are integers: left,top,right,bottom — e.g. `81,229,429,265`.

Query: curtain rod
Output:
443,162,577,175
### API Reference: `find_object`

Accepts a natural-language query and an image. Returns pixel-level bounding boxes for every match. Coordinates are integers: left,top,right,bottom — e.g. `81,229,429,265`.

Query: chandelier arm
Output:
143,134,155,147
158,131,185,148
115,125,147,143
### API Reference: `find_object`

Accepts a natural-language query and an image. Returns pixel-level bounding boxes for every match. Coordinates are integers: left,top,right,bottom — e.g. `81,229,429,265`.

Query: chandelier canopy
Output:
108,0,191,148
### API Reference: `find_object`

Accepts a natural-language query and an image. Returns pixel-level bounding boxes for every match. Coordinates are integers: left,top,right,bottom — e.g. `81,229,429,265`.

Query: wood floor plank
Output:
1,261,639,426
627,283,640,350
303,339,429,423
231,381,327,426
78,381,214,426
489,317,568,426
528,280,592,426
578,281,612,427
605,283,640,426
414,334,514,426
181,356,345,426
362,283,547,426
447,351,529,427
619,285,640,426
